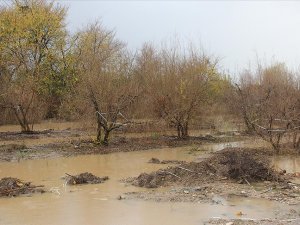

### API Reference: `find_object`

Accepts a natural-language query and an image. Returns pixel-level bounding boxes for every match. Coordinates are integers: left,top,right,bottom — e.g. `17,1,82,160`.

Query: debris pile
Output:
0,177,45,197
210,148,281,183
65,172,109,185
131,148,283,188
148,158,185,165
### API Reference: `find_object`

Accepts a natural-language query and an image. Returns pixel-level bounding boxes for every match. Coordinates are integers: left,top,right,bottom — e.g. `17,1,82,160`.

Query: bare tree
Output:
135,43,221,138
74,22,140,144
235,63,300,153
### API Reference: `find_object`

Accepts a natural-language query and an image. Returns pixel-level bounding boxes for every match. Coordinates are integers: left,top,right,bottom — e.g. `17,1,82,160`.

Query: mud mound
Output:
148,158,185,165
0,177,45,197
131,148,282,188
65,172,109,185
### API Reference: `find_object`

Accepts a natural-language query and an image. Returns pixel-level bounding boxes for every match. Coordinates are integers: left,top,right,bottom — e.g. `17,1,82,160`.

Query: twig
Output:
261,187,273,194
163,171,181,179
65,173,75,178
177,166,202,175
244,178,251,186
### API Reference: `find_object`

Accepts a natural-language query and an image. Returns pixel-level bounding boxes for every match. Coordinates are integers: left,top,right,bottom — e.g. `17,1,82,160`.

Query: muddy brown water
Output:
0,141,299,225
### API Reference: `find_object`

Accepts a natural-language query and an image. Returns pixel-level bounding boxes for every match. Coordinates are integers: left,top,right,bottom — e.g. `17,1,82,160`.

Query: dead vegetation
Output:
130,148,284,188
64,172,109,185
231,63,300,153
209,148,281,183
0,177,45,197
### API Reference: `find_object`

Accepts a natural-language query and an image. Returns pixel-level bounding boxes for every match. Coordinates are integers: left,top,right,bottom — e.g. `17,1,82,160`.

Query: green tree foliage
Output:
0,0,73,131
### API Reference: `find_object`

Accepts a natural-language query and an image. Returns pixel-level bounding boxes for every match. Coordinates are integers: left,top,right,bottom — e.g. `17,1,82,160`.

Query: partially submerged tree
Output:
235,63,300,153
74,22,140,144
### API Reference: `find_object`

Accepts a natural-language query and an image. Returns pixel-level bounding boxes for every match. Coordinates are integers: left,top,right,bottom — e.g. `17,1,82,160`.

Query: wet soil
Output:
0,130,244,162
0,129,83,141
206,218,300,225
125,148,300,206
125,179,300,205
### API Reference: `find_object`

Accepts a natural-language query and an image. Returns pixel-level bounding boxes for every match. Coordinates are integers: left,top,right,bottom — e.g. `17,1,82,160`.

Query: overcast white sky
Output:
60,1,300,73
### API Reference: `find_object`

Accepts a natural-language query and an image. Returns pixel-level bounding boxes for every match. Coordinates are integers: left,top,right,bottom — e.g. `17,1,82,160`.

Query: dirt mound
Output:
0,177,45,197
65,172,109,185
148,158,185,165
131,148,283,188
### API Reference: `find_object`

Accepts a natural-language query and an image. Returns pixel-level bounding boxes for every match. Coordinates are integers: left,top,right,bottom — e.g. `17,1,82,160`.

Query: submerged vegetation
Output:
0,177,45,197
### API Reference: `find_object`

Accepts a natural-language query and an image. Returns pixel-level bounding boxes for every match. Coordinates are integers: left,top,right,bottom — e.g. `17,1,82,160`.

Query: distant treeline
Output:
0,1,299,149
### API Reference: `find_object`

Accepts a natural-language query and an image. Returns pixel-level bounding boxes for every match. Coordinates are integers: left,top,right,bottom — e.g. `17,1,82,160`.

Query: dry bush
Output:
135,42,225,138
233,63,300,152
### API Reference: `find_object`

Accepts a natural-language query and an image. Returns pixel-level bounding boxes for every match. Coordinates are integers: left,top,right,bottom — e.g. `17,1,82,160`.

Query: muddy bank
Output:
0,133,243,162
125,148,300,205
0,129,83,141
0,177,45,197
205,218,300,225
125,180,300,205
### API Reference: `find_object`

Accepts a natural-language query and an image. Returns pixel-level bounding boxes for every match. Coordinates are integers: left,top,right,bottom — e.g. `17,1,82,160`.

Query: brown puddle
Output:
272,156,300,173
0,142,299,225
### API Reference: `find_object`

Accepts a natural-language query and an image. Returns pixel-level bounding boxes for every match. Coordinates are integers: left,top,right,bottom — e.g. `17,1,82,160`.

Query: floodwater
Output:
272,156,300,173
0,142,299,225
0,121,84,133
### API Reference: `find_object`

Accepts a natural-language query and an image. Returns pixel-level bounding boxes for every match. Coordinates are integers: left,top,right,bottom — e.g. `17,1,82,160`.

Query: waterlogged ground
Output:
0,122,299,224
0,142,299,224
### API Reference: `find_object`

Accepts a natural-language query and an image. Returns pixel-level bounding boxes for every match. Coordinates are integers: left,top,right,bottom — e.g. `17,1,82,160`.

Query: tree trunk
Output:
96,119,102,143
297,137,300,149
176,122,189,139
270,140,280,154
272,144,280,154
103,129,110,146
243,114,254,134
89,89,103,143
292,132,300,149
177,124,182,139
182,121,189,138
13,106,31,133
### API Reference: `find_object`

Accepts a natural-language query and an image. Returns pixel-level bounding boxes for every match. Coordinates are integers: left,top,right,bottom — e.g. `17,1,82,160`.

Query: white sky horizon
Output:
3,0,300,75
